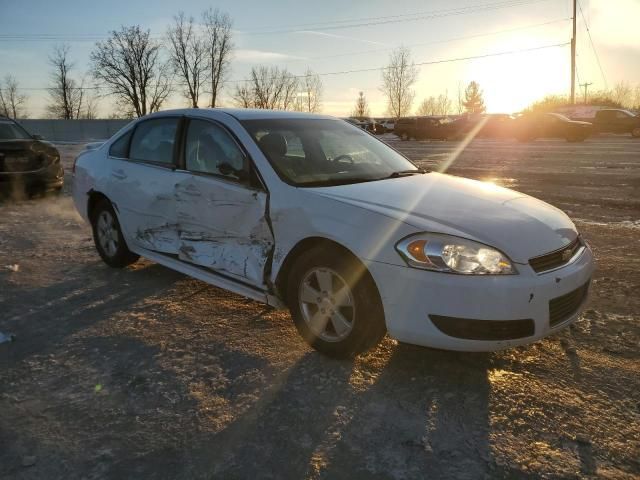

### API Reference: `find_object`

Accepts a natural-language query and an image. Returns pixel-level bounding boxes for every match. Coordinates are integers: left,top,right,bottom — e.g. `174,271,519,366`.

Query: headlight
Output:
396,233,516,275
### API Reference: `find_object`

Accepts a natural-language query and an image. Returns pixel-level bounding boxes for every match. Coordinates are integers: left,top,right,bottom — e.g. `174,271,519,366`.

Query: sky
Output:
1,0,639,117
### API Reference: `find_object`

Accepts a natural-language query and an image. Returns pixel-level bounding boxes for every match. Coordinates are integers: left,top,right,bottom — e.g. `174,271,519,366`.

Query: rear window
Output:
0,121,32,140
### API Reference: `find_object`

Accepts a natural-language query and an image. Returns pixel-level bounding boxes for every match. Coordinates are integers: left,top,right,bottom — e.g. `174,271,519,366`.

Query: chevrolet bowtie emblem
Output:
561,248,573,261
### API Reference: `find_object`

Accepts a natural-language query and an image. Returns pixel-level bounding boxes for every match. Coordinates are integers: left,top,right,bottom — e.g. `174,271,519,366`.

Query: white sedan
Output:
72,109,595,357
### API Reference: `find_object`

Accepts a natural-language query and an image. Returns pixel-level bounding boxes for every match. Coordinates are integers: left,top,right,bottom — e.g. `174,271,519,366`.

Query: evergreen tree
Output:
462,81,486,114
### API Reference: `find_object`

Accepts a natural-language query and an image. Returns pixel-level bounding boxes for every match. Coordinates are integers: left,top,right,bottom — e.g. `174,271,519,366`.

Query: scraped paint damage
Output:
134,178,275,287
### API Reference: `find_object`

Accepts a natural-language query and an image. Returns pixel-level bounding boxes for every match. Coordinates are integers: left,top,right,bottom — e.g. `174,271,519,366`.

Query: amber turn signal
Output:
407,239,429,263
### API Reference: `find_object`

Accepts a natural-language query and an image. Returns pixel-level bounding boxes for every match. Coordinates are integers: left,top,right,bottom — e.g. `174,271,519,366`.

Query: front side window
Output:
129,118,179,165
242,118,419,187
184,119,246,181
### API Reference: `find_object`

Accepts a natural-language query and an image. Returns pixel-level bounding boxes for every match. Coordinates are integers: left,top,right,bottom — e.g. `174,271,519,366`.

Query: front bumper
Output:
0,163,64,192
367,245,595,351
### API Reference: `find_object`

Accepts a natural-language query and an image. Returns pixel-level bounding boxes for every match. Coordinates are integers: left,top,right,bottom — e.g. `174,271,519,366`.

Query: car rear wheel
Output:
287,246,386,357
91,199,139,268
632,127,640,138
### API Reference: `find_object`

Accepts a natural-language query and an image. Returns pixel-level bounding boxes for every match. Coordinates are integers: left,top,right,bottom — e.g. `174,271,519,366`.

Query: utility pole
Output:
571,0,577,104
580,82,593,104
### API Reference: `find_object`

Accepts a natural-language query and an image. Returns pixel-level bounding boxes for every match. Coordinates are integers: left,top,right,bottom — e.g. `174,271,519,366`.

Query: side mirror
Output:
32,134,44,140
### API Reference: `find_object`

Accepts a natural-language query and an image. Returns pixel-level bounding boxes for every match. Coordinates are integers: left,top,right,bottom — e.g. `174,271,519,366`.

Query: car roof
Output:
144,108,337,121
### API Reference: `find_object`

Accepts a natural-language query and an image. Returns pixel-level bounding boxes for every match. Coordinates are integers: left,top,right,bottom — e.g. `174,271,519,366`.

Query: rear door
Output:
107,116,188,255
173,118,273,287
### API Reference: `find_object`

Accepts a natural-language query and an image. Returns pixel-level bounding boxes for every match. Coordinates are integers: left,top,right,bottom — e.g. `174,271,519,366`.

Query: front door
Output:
174,118,274,287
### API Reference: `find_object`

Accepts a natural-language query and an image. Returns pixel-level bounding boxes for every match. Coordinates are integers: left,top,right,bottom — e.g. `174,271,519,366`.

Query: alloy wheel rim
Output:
298,267,356,342
97,211,118,257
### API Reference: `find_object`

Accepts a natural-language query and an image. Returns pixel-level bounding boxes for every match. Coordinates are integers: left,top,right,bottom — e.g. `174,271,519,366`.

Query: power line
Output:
0,0,554,42
284,17,571,64
577,0,607,90
15,41,570,91
244,0,554,35
243,0,549,32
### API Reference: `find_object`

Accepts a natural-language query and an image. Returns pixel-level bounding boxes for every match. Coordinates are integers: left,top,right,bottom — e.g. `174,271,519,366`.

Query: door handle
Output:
112,169,127,180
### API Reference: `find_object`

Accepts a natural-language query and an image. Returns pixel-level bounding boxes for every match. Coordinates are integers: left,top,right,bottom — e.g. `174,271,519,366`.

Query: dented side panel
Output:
174,175,273,287
107,159,188,255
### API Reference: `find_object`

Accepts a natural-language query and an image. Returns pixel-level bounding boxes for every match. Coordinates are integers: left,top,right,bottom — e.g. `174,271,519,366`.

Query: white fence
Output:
18,119,132,143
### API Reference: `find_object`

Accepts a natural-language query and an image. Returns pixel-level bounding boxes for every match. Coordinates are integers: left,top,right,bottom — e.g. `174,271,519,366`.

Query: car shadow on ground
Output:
0,261,183,365
191,343,538,479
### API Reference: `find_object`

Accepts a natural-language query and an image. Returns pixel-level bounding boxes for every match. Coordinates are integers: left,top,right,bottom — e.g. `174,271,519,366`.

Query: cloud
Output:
234,49,306,62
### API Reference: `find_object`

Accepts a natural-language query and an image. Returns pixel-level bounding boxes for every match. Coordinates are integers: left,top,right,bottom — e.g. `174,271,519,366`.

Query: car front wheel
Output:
91,199,139,268
287,247,386,357
632,127,640,138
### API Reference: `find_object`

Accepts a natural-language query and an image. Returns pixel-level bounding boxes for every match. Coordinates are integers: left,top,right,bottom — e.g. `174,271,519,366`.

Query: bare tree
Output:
610,81,633,108
436,92,452,115
351,91,370,117
633,84,640,110
90,26,173,117
416,96,437,116
82,92,99,119
0,75,28,119
232,83,254,108
295,68,323,113
202,8,233,108
455,81,465,115
47,45,84,119
381,46,418,119
233,66,298,110
167,12,208,107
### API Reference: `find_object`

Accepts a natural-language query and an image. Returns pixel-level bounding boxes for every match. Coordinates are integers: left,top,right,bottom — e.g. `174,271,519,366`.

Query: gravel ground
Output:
0,135,639,479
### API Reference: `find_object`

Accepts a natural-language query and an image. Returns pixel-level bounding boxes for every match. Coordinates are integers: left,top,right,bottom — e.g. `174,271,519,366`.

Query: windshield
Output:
241,118,420,187
0,120,32,140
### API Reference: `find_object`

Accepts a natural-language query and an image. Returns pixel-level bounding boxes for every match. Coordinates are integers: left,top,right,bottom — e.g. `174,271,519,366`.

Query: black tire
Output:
91,198,139,268
287,246,386,358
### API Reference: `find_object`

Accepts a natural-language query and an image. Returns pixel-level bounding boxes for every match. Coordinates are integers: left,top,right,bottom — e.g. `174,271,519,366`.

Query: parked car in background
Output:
395,116,462,141
0,116,63,196
474,114,515,138
349,117,379,134
593,109,640,137
375,118,395,133
73,108,594,357
513,112,593,142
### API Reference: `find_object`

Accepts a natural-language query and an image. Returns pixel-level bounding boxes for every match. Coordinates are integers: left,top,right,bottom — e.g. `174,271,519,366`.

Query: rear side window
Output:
130,118,179,165
108,130,132,158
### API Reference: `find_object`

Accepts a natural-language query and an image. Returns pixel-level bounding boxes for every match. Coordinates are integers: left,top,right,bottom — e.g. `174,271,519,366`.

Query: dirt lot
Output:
1,136,639,479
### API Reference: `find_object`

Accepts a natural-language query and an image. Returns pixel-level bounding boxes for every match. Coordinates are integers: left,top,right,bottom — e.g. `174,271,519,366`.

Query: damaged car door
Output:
174,118,273,287
108,116,187,255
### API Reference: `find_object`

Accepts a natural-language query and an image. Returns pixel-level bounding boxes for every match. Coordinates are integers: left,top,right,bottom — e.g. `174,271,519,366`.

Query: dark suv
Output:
0,117,63,195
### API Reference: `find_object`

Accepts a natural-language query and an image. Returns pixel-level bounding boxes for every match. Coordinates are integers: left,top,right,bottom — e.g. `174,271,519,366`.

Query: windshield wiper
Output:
300,177,382,187
383,168,428,179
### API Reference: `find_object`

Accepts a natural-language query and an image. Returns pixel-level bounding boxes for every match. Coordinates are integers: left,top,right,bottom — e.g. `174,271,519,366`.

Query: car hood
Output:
308,172,578,263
